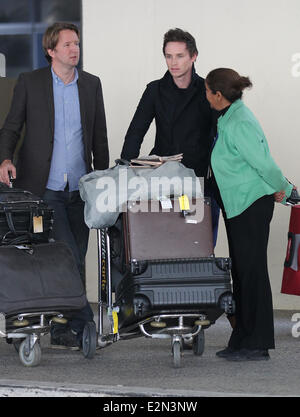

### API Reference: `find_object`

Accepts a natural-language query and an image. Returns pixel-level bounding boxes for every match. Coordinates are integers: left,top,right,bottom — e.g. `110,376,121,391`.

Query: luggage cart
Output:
2,311,74,367
0,178,97,365
2,309,96,366
95,227,235,368
0,241,97,367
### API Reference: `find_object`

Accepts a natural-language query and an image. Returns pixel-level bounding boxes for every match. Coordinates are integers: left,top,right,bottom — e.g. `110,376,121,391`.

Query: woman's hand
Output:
274,190,285,203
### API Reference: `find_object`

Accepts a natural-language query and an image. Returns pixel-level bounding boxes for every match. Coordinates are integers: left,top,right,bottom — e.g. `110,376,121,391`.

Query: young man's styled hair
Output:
163,28,198,57
42,22,80,63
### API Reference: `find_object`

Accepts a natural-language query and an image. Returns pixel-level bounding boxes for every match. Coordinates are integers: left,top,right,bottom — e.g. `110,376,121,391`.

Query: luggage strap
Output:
3,207,34,235
1,232,41,246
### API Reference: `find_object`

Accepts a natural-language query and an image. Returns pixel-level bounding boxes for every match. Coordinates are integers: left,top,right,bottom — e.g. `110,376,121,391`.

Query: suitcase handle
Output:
284,232,295,268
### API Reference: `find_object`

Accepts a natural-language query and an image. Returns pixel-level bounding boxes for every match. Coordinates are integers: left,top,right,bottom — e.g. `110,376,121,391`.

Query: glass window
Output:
0,0,81,77
38,0,81,23
0,0,31,23
0,34,32,77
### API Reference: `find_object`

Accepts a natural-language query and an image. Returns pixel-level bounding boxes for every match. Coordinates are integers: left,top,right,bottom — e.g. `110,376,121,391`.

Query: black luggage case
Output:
115,257,234,330
0,183,53,245
0,241,87,316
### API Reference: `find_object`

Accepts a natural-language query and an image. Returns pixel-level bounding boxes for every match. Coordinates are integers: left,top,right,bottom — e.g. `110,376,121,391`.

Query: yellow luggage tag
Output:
33,216,43,233
112,310,119,334
179,195,190,211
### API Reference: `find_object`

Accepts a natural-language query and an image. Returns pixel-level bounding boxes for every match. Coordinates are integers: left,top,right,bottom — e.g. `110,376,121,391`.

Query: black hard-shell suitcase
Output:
0,241,87,316
0,182,53,245
115,257,234,330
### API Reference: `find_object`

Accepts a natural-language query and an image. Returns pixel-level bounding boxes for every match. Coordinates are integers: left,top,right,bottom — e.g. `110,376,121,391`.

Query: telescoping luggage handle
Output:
0,173,41,203
284,232,298,270
8,171,13,188
284,188,300,270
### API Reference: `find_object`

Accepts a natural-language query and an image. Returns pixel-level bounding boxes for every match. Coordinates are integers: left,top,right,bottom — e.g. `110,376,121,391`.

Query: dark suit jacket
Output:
0,66,109,197
121,68,213,177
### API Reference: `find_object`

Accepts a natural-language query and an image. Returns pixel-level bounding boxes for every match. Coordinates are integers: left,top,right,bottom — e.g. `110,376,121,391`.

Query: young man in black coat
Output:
121,28,219,243
0,22,109,349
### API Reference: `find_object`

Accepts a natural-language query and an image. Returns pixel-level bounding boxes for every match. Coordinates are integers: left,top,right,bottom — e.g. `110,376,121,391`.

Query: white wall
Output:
82,0,300,309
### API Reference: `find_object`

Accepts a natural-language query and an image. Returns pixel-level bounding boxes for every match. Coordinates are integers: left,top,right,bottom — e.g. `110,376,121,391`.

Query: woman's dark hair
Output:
43,22,80,63
205,68,252,102
163,28,198,57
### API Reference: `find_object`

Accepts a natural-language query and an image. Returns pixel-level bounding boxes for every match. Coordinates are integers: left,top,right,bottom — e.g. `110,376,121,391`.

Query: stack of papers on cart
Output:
130,154,183,167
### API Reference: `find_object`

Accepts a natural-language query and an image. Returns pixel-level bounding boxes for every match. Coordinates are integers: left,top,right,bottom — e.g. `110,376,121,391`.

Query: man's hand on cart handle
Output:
0,159,17,186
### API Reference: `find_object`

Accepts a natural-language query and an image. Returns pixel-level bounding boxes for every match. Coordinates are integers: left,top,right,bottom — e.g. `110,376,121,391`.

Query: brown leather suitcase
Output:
123,197,213,263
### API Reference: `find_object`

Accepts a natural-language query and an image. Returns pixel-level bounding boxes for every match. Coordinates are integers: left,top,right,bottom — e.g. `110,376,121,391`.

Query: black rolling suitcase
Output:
115,258,233,329
0,182,53,245
0,241,87,316
0,182,86,316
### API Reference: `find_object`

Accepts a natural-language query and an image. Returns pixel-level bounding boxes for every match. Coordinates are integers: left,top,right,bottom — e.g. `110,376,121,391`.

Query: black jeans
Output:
43,189,94,336
223,194,275,350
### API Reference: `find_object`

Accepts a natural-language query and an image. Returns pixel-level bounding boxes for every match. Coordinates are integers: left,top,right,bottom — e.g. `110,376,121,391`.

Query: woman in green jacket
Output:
205,68,293,361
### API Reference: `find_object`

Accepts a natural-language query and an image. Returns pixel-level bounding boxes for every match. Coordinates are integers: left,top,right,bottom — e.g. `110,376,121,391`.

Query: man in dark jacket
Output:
121,28,219,242
0,22,109,349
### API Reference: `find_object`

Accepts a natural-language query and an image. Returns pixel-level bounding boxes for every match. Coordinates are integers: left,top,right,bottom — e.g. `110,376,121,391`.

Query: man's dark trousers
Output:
43,188,94,337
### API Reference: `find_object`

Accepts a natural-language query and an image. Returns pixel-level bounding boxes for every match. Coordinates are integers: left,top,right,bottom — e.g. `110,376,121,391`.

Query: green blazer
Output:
211,99,292,219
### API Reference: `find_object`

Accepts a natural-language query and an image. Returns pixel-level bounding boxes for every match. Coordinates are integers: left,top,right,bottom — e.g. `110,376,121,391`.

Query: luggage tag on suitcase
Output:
33,215,43,233
108,307,119,341
159,196,172,210
112,310,119,335
179,194,190,211
179,195,199,224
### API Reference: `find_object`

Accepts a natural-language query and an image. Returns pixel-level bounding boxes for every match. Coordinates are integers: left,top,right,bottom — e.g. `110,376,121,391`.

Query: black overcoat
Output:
121,69,213,177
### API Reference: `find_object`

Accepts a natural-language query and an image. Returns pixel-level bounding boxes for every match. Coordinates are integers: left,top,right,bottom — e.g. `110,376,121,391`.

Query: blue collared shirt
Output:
46,67,87,192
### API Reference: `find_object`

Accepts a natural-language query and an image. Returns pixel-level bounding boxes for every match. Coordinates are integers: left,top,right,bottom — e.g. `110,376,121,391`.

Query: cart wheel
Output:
82,321,97,359
193,329,205,356
172,341,182,368
19,339,41,367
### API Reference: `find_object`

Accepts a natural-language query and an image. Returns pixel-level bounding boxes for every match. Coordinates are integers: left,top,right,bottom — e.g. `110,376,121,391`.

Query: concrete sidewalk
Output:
0,308,299,397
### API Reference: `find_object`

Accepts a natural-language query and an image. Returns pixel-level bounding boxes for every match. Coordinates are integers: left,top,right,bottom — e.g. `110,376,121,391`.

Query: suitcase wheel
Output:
82,321,97,359
19,339,42,367
193,329,205,356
